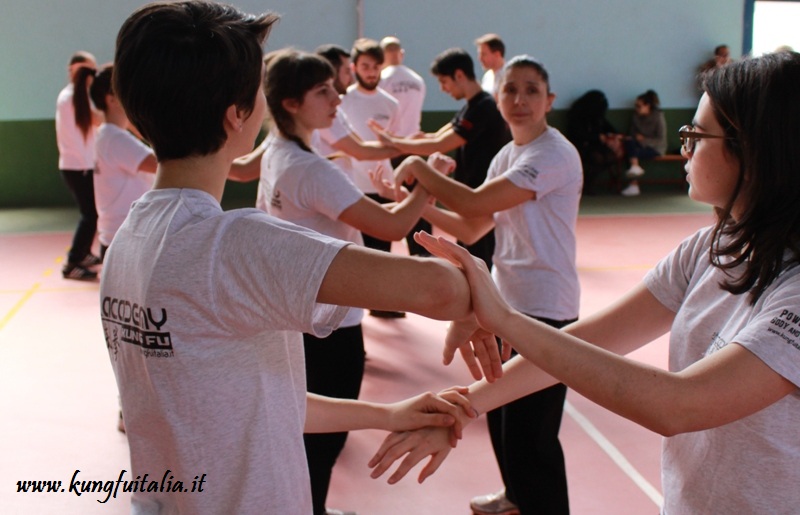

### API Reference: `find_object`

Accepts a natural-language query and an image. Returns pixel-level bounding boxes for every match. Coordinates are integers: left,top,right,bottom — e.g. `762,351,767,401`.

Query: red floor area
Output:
0,211,713,514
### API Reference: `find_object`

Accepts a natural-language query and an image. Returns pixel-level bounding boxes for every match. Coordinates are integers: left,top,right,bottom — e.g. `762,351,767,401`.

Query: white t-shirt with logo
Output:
380,64,426,137
488,126,582,320
101,188,349,514
645,226,800,514
338,85,399,193
93,123,154,246
259,133,365,327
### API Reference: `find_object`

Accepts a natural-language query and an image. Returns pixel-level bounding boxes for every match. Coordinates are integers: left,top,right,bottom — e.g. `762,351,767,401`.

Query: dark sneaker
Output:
62,263,98,281
79,253,102,267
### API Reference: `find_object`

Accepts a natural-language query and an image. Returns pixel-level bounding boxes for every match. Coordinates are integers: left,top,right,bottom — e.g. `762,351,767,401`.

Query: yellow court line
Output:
0,282,41,332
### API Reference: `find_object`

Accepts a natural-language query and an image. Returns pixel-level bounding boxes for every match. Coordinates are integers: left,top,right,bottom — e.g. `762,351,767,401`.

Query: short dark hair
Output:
114,1,278,161
702,51,800,302
475,33,505,57
315,44,350,69
351,38,384,66
430,48,476,80
89,64,114,113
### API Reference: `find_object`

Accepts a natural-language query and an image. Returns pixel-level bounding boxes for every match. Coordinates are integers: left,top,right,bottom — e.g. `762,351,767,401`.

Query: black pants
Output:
59,169,97,264
303,324,365,515
488,315,577,515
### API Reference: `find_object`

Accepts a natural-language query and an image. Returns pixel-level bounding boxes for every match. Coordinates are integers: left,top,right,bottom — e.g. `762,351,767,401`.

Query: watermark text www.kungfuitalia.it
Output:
16,469,207,503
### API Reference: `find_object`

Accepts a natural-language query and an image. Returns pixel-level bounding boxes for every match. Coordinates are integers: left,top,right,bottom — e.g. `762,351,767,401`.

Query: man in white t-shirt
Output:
379,36,426,140
475,33,506,99
88,64,157,259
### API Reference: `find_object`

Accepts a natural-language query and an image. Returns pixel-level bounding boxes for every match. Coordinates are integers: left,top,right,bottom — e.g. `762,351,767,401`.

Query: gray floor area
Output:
0,191,711,235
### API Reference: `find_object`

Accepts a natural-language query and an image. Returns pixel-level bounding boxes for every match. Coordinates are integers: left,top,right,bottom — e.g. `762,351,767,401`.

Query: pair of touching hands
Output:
368,152,456,203
371,231,519,484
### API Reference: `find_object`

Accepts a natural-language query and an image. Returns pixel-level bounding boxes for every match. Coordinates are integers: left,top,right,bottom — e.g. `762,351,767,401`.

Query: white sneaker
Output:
470,489,520,515
621,183,641,196
625,164,645,178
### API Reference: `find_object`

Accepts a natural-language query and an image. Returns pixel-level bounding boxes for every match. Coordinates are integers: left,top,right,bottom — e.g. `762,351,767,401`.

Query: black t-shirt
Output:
450,91,510,188
449,91,510,268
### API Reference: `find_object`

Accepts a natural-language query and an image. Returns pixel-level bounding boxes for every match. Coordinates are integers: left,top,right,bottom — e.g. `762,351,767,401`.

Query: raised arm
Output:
371,121,465,156
331,131,400,161
395,156,534,218
228,142,266,183
338,183,430,241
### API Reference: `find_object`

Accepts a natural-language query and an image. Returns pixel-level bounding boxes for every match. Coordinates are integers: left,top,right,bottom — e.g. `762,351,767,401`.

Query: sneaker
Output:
325,510,356,515
470,490,519,515
62,263,98,281
625,164,645,178
620,183,641,197
369,310,406,319
79,253,102,268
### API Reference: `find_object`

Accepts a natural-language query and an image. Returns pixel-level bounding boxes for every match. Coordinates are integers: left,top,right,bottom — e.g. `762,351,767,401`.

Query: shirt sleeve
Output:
451,97,491,143
296,159,363,220
111,130,154,176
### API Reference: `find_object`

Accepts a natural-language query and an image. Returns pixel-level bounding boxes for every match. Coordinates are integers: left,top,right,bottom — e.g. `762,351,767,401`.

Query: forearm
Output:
305,393,392,433
422,204,493,245
400,157,484,216
335,136,399,161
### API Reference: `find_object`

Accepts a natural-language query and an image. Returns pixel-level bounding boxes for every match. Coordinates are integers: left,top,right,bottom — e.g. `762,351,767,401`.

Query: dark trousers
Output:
303,324,365,515
59,169,97,264
488,315,577,515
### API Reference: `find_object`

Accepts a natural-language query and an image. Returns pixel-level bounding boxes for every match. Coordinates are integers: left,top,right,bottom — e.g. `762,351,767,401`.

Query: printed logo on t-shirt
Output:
767,309,800,351
517,164,540,181
704,332,728,356
270,190,282,211
388,81,422,94
101,296,174,358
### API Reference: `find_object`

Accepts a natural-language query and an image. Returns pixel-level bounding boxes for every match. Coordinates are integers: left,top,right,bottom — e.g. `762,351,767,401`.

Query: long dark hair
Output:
264,49,334,152
69,52,96,140
703,51,800,302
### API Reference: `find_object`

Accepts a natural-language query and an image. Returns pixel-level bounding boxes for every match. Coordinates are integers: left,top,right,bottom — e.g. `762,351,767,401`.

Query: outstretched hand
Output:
414,231,516,336
368,119,394,146
445,318,505,382
369,165,409,202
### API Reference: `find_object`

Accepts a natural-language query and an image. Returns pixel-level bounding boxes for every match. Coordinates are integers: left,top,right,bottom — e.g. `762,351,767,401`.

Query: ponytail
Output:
72,65,97,140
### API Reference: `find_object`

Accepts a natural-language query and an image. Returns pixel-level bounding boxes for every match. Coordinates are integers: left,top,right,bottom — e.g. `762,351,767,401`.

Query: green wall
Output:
0,107,695,209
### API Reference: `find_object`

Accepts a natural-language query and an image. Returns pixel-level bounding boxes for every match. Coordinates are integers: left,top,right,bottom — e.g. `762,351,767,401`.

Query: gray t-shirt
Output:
100,188,349,514
645,226,800,514
489,127,583,320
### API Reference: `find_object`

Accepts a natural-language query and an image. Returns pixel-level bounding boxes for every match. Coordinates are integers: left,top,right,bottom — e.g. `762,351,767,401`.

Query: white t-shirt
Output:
488,126,582,320
311,108,357,183
645,226,800,514
100,188,349,514
380,64,426,137
93,123,154,246
481,69,503,97
55,83,95,170
259,133,365,327
338,85,399,193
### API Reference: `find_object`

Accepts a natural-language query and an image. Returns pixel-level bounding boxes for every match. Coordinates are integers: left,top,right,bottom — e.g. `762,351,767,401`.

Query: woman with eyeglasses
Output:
370,51,800,514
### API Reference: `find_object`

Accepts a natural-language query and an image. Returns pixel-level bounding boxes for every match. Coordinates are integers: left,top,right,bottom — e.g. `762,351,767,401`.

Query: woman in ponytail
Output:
55,51,102,279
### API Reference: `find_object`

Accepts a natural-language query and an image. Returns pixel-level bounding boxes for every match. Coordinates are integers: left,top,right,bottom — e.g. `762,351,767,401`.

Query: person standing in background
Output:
475,33,506,99
379,35,431,257
55,51,102,280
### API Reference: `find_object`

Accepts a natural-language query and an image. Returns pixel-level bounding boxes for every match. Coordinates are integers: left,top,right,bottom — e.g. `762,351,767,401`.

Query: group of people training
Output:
54,1,800,514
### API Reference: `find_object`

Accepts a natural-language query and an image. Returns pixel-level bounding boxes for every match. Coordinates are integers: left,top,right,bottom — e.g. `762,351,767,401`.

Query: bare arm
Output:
332,132,400,161
338,185,430,241
316,243,503,382
137,153,158,174
227,143,266,183
372,123,466,156
422,204,495,245
396,156,535,218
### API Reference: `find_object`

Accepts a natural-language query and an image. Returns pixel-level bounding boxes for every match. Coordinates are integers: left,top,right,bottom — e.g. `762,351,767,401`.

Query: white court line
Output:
564,400,664,508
